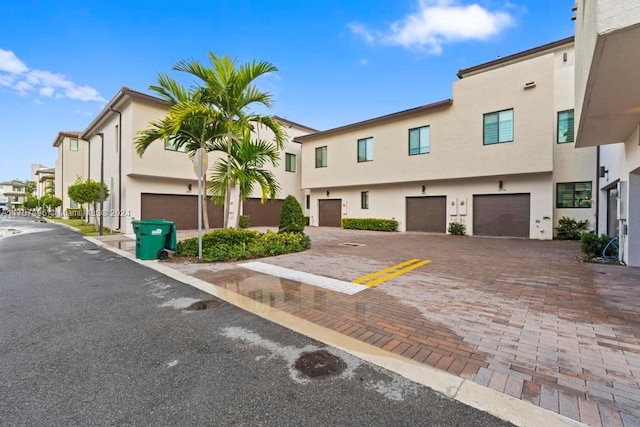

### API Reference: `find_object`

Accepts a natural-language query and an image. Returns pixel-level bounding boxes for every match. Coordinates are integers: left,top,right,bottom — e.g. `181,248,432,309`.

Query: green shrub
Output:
555,216,589,240
448,221,466,235
304,216,310,226
580,232,618,258
66,208,85,219
238,215,250,229
341,218,398,232
176,228,310,262
279,195,305,233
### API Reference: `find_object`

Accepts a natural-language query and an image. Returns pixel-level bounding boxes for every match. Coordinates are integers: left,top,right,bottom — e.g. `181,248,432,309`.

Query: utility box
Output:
131,219,177,260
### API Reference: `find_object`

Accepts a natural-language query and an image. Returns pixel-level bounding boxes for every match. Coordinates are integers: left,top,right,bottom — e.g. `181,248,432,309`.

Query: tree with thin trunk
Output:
207,129,281,227
173,54,286,228
135,74,225,230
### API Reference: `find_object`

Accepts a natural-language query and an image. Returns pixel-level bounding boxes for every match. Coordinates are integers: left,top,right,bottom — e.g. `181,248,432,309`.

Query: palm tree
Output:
207,129,281,227
135,76,225,230
173,54,286,228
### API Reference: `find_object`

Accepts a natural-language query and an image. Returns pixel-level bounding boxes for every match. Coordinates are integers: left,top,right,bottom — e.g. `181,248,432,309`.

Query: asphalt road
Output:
0,215,513,426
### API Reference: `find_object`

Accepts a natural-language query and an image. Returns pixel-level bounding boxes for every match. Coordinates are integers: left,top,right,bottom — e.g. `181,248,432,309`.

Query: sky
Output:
0,0,576,182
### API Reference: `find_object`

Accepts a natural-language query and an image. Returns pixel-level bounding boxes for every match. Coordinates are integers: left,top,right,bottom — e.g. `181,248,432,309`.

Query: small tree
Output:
279,195,305,234
24,180,36,195
67,178,109,223
41,194,62,216
24,195,39,210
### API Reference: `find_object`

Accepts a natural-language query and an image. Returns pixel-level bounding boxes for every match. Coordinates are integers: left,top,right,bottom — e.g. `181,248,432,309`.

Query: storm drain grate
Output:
187,300,222,310
339,242,365,247
294,350,344,377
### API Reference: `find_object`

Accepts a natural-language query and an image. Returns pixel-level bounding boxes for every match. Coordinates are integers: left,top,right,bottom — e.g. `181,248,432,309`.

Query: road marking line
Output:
352,258,421,284
353,259,431,287
363,260,431,287
239,261,368,295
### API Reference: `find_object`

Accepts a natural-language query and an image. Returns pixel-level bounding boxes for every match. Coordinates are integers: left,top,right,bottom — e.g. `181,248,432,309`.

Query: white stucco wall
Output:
308,173,554,239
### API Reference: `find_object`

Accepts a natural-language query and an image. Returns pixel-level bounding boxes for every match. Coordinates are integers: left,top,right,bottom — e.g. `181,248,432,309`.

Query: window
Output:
357,137,373,162
285,153,296,172
483,109,514,145
315,146,327,168
361,191,369,209
164,140,186,152
557,109,574,143
409,126,430,155
70,138,78,151
556,182,592,208
305,194,310,209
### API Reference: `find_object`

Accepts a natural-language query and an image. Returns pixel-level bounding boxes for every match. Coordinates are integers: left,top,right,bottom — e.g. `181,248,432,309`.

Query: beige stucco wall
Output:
308,173,554,239
302,48,563,191
55,136,88,213
84,91,311,232
552,45,597,230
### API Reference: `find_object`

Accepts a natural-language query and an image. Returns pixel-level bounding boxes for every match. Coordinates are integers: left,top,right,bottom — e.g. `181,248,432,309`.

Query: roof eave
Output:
294,99,453,143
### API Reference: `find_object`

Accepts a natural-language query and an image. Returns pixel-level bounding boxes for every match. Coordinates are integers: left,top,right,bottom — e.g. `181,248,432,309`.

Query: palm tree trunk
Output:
202,173,210,231
235,189,242,228
223,126,233,228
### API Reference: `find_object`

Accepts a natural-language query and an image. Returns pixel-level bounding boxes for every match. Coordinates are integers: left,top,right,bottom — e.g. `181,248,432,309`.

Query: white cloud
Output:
0,49,28,74
349,0,514,54
0,48,106,102
348,22,376,44
39,87,55,97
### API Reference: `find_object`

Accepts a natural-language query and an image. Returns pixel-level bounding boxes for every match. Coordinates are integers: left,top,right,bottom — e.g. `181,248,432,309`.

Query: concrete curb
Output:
86,235,586,427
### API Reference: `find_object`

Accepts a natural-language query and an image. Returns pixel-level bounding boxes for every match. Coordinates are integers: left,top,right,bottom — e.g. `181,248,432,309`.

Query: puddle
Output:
0,228,21,238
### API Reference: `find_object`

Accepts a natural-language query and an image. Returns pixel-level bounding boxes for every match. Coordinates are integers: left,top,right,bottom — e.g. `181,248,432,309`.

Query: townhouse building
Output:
53,131,88,214
0,181,26,210
31,163,55,198
574,0,640,266
296,37,597,240
76,87,314,234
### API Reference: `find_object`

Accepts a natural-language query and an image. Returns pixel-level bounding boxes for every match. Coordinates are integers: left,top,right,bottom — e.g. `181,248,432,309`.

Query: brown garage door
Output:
319,199,342,227
406,196,447,233
141,194,224,229
473,194,530,238
242,198,284,227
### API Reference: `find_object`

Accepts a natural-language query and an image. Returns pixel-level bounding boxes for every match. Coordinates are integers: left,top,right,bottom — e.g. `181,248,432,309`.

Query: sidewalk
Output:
95,227,640,426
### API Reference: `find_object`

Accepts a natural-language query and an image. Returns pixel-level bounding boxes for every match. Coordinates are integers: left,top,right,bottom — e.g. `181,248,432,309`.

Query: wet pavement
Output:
99,227,640,426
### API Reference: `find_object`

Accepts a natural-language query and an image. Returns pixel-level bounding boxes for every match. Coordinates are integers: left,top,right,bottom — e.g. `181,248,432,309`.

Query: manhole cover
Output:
339,242,365,247
187,300,221,310
294,349,344,377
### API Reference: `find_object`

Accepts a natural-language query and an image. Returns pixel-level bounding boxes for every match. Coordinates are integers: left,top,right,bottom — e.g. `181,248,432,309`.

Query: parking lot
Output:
164,227,640,426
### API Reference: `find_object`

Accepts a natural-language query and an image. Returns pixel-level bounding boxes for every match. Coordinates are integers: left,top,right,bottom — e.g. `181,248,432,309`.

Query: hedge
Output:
176,229,310,262
341,217,398,232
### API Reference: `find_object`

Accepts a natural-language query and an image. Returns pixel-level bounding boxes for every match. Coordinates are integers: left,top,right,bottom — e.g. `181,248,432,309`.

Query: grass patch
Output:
176,228,311,262
49,218,119,236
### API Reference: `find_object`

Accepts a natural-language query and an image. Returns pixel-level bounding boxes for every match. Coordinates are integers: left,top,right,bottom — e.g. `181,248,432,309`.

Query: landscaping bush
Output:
341,218,398,232
555,216,589,240
279,195,305,233
66,208,85,219
448,221,466,235
580,232,618,258
238,215,250,229
176,228,310,262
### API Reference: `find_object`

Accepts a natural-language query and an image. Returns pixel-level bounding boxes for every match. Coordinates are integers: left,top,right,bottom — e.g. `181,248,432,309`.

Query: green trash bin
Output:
131,219,177,260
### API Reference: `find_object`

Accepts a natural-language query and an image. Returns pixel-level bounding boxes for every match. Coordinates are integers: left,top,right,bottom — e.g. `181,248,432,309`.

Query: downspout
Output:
110,107,123,230
595,145,600,235
88,138,91,178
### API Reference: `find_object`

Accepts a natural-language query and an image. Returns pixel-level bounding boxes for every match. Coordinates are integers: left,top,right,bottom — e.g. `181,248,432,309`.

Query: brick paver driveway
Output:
169,227,640,426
